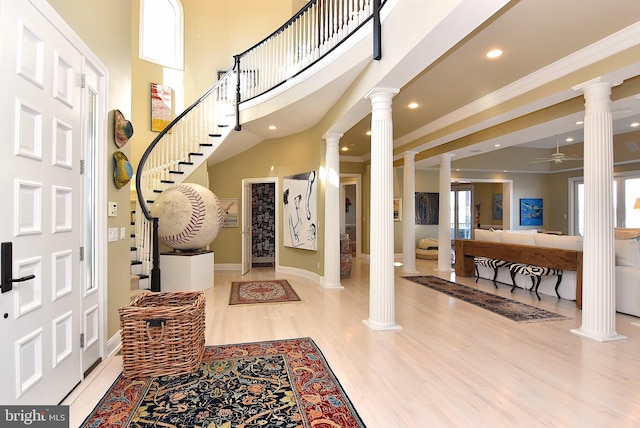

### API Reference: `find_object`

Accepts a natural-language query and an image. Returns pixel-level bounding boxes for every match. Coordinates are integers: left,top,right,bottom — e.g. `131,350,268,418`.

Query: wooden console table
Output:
454,240,583,309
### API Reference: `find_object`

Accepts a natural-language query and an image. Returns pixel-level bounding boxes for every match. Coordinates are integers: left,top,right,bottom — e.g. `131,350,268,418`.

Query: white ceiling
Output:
210,0,640,172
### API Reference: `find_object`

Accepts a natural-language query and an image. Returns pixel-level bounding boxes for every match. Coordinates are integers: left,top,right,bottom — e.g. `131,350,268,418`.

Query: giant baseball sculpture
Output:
151,183,225,251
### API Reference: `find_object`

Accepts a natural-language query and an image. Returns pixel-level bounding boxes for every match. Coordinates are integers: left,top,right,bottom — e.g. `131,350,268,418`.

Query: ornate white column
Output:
401,151,419,275
571,77,625,342
437,153,453,272
364,87,401,331
323,132,343,289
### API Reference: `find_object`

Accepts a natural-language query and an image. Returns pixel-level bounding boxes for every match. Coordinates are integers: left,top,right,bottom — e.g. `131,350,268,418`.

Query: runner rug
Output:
229,279,301,305
406,275,568,323
81,337,365,427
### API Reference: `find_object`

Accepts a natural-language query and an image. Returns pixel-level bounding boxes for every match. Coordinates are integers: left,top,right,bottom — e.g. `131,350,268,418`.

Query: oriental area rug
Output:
81,337,366,428
406,275,568,323
229,279,301,305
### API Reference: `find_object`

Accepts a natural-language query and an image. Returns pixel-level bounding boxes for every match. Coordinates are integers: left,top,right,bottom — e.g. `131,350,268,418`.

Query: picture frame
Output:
150,83,172,132
393,198,402,221
219,198,238,227
283,171,317,251
415,192,439,225
493,194,503,220
520,198,543,226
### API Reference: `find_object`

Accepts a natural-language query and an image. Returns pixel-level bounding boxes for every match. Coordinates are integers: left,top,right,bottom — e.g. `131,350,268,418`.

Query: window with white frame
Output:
139,0,184,69
570,171,640,235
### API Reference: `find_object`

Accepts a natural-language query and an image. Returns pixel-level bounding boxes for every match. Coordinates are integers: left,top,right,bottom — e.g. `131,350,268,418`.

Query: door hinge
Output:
80,73,86,89
79,247,84,262
80,159,85,175
80,333,85,348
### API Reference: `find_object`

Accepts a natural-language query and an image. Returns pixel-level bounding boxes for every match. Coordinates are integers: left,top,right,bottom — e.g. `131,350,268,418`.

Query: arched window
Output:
139,0,184,69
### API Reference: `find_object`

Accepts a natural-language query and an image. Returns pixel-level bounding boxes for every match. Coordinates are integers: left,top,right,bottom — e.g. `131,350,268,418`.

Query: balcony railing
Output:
135,0,385,291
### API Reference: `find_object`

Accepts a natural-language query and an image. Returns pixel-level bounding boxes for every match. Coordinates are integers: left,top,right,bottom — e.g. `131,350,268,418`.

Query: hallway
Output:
66,257,640,427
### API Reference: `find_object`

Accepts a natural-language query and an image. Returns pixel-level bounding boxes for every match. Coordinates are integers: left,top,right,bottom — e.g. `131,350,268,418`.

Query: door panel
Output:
241,181,251,274
0,0,83,404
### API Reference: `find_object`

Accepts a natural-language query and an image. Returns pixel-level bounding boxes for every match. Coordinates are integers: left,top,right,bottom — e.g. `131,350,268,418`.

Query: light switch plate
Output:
108,228,118,242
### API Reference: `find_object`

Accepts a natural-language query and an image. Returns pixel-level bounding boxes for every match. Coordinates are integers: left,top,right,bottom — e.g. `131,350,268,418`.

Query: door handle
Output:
1,242,36,293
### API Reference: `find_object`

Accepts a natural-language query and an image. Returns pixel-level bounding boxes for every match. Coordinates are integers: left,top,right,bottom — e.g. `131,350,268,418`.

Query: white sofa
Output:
474,228,640,317
473,229,581,300
614,229,640,317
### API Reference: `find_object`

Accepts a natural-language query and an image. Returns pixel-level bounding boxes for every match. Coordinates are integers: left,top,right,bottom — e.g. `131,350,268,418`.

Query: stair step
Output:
169,170,184,175
160,179,175,184
153,189,162,193
189,152,204,156
138,274,149,280
131,260,142,265
179,161,194,166
200,143,213,147
209,133,222,138
218,124,229,127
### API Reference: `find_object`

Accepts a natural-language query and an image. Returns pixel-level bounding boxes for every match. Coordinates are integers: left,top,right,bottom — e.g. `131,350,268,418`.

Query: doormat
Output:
80,337,366,427
406,275,568,323
229,279,301,305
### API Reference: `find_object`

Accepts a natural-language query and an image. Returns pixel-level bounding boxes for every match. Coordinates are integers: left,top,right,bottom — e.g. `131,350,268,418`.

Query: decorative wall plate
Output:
113,151,133,189
114,109,134,147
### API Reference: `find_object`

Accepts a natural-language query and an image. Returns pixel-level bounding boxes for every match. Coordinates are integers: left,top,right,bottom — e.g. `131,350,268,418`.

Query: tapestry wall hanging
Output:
151,83,172,132
415,192,439,225
283,171,317,250
520,198,543,226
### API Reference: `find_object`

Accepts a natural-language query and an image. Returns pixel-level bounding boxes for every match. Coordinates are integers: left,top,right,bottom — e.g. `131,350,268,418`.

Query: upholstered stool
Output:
508,263,563,300
473,257,510,288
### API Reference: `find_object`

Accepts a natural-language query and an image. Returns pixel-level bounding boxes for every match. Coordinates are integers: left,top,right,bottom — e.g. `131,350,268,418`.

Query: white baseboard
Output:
276,264,322,287
107,330,121,357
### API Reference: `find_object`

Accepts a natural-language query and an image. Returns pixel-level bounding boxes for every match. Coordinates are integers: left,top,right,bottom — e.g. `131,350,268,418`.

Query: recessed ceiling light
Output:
494,144,501,147
485,49,503,59
566,137,574,142
631,122,640,128
341,146,348,151
268,125,277,130
408,102,419,109
366,130,372,136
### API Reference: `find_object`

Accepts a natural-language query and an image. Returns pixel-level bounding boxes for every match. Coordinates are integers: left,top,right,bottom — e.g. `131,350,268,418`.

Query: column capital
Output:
440,153,455,161
572,76,622,93
323,132,343,143
403,150,418,160
364,87,400,101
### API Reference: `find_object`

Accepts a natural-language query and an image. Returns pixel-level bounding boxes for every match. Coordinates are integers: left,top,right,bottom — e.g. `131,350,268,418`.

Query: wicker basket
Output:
119,291,206,378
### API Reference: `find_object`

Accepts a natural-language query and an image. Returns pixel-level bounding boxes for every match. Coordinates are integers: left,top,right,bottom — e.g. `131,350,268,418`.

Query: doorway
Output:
241,177,278,274
251,182,276,267
340,175,361,258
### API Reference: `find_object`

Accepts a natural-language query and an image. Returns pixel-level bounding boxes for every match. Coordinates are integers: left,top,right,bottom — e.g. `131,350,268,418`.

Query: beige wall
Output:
208,127,324,273
48,0,133,338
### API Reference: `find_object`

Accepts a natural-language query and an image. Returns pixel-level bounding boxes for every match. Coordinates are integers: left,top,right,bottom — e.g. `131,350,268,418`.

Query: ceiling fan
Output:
531,136,583,164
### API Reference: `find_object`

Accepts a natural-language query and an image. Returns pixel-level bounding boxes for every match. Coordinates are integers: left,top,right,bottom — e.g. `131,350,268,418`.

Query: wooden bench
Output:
455,240,583,309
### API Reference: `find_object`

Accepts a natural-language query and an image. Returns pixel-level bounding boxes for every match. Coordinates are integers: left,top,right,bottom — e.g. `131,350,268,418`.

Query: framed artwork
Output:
493,194,503,220
151,83,172,132
393,198,402,221
283,171,317,250
520,198,543,226
415,192,439,225
219,198,238,227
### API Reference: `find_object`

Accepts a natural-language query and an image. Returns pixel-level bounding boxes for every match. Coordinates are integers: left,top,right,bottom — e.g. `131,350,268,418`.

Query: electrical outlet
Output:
108,202,117,217
108,228,118,242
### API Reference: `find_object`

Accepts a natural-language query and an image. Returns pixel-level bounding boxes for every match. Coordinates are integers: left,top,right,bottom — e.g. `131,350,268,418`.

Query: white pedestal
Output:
160,251,214,292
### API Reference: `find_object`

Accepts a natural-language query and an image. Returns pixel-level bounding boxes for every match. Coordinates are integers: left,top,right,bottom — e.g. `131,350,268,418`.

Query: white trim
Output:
106,331,121,358
276,264,322,287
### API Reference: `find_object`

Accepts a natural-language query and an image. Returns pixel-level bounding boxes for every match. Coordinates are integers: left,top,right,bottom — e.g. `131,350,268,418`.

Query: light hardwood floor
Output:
65,257,640,427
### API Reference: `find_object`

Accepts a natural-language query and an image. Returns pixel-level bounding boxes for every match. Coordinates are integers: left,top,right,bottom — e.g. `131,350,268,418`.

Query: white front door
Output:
0,0,89,404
